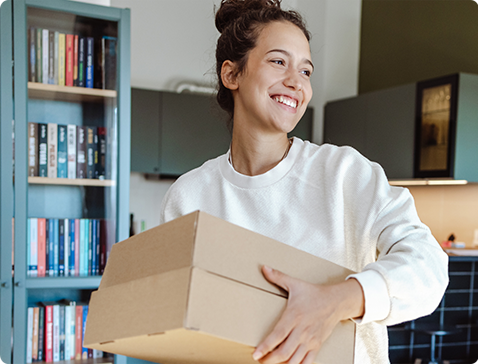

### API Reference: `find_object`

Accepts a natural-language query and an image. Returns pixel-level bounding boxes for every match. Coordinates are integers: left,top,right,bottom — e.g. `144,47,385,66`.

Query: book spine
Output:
57,124,67,178
29,27,36,82
27,307,33,363
37,218,46,277
38,123,48,177
69,302,76,359
30,218,38,278
54,31,59,85
78,37,85,87
86,127,96,179
79,219,85,276
69,219,75,276
74,219,80,277
27,219,31,276
99,219,106,274
42,29,48,84
81,306,88,358
58,33,66,86
73,35,79,87
48,30,54,84
45,219,51,277
53,219,59,276
64,219,69,277
65,34,73,86
91,219,97,275
59,305,65,360
88,219,93,276
58,219,65,276
96,127,106,180
28,122,38,177
64,305,71,360
76,126,86,179
45,305,53,363
47,123,57,179
67,124,77,179
36,28,42,83
95,219,100,275
75,305,83,360
37,306,44,361
103,36,117,90
85,37,94,88
32,307,39,361
53,305,60,362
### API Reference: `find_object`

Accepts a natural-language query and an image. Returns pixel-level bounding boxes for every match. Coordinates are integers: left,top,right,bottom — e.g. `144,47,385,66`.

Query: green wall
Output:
359,0,478,94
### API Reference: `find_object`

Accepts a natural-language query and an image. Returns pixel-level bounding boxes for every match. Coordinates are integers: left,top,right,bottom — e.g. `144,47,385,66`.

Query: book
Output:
48,30,54,84
69,219,76,276
74,219,80,277
79,219,86,276
59,219,65,276
54,31,60,85
76,126,87,178
102,36,117,90
99,219,107,274
53,304,60,362
59,305,65,360
32,307,39,361
67,124,77,179
58,32,66,86
37,218,46,277
81,305,89,359
27,219,30,276
29,27,36,82
27,307,33,363
65,34,74,87
29,218,38,277
53,218,59,276
78,37,85,87
96,127,106,179
64,219,69,277
46,219,51,276
89,219,93,275
86,126,96,179
85,37,94,88
42,29,49,84
28,122,38,177
36,28,42,83
38,123,48,177
92,219,99,275
37,306,45,361
57,124,67,178
73,35,79,86
47,123,57,179
75,305,83,360
43,304,53,362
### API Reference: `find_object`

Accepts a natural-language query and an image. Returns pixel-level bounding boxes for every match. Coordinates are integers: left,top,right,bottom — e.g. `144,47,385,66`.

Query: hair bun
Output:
215,0,282,34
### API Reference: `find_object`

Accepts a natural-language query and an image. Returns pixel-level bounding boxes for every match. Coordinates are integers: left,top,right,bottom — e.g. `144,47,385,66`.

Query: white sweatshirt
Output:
160,137,449,363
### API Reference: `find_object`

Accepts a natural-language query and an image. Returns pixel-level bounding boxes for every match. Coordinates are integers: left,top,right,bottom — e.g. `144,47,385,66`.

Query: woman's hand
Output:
252,265,365,364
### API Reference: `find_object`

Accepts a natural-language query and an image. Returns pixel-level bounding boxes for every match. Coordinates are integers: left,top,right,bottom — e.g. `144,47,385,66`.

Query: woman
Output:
160,0,449,363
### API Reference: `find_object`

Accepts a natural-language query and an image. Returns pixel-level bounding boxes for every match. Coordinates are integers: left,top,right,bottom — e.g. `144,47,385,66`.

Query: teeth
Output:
273,96,297,108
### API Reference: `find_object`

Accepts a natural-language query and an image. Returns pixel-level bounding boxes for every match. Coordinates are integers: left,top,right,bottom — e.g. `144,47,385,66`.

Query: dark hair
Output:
215,0,310,131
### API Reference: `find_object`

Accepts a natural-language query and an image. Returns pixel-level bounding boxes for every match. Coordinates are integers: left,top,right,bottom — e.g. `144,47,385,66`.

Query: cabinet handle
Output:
0,282,10,289
14,281,22,288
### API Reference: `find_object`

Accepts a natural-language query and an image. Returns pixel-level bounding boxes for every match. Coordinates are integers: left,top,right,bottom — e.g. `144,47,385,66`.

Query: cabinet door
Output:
0,1,14,363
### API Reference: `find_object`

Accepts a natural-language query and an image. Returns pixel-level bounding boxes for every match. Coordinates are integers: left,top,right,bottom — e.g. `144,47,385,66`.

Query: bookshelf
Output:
0,0,130,363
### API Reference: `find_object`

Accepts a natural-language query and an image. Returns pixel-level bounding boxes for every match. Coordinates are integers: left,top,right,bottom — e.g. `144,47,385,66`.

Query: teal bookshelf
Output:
0,0,130,363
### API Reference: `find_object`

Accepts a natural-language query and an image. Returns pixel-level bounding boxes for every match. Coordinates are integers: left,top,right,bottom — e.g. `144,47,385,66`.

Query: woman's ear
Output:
221,60,239,91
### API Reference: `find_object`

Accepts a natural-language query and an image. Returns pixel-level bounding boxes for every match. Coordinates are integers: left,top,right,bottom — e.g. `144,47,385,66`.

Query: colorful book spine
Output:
32,307,39,362
69,219,76,276
57,124,68,178
58,32,66,86
65,34,74,86
53,218,59,276
89,219,93,275
59,305,65,360
29,27,36,82
38,123,48,177
46,218,51,277
85,37,94,88
79,219,86,276
74,219,80,277
67,124,77,179
28,122,38,177
64,219,69,278
37,306,44,361
58,219,65,276
29,218,38,277
75,305,83,360
36,28,42,83
86,127,96,179
78,37,85,87
81,306,89,359
73,35,79,87
54,31,60,85
97,127,106,180
76,126,87,179
27,307,33,363
37,218,46,277
47,123,57,179
42,29,49,84
53,304,60,362
99,219,106,274
48,30,54,84
44,305,53,362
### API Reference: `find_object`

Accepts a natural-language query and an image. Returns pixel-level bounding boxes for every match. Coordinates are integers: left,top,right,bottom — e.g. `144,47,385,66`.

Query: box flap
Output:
193,211,355,296
99,211,199,289
84,267,191,346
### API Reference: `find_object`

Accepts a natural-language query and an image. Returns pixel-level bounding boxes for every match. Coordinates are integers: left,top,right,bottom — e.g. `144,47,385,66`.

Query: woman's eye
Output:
272,59,284,65
301,69,311,77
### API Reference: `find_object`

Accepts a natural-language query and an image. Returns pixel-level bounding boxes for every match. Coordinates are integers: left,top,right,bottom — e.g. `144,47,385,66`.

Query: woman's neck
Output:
229,130,292,176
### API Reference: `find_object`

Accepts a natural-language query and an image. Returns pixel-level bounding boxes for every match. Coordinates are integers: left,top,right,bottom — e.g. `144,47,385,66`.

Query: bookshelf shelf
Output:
34,358,113,364
26,276,102,289
28,177,115,187
28,82,117,102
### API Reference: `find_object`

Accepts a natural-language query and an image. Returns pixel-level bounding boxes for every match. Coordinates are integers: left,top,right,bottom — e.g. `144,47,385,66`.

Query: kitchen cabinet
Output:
324,73,478,181
131,88,314,177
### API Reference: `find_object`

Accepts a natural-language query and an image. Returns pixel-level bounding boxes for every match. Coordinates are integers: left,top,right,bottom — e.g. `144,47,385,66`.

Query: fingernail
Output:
252,351,262,361
263,265,272,273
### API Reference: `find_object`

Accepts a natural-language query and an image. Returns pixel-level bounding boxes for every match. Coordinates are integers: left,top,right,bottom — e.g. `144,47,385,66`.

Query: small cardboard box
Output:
84,211,355,363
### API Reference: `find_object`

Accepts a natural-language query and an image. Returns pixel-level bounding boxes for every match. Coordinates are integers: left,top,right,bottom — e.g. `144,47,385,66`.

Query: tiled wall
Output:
407,184,478,247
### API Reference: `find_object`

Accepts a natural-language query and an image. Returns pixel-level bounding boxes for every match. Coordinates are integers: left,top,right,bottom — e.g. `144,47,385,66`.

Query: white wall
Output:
109,0,362,230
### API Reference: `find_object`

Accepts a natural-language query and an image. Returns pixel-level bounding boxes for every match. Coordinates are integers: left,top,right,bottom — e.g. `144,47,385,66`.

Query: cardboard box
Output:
84,211,355,363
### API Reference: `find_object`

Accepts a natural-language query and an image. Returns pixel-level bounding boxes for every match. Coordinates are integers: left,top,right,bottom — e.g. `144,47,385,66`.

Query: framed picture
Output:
414,74,459,178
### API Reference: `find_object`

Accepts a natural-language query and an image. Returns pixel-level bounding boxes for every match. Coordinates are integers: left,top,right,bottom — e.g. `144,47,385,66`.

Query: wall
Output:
109,0,363,230
409,184,478,248
359,0,478,93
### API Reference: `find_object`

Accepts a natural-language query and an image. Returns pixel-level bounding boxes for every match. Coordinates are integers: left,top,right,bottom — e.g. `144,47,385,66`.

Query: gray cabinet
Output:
131,88,314,177
324,73,478,181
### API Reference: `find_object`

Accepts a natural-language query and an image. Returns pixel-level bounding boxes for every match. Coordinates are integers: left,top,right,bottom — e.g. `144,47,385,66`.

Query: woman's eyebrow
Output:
266,49,314,71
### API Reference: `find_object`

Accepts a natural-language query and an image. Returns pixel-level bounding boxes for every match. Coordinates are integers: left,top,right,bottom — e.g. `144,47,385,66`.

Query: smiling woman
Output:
159,1,449,364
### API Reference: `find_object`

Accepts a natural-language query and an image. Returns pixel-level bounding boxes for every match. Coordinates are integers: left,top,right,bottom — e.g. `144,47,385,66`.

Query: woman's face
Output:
230,21,313,137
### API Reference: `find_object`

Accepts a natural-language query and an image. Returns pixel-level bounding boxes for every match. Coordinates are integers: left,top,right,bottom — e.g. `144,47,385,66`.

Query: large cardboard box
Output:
84,211,355,363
